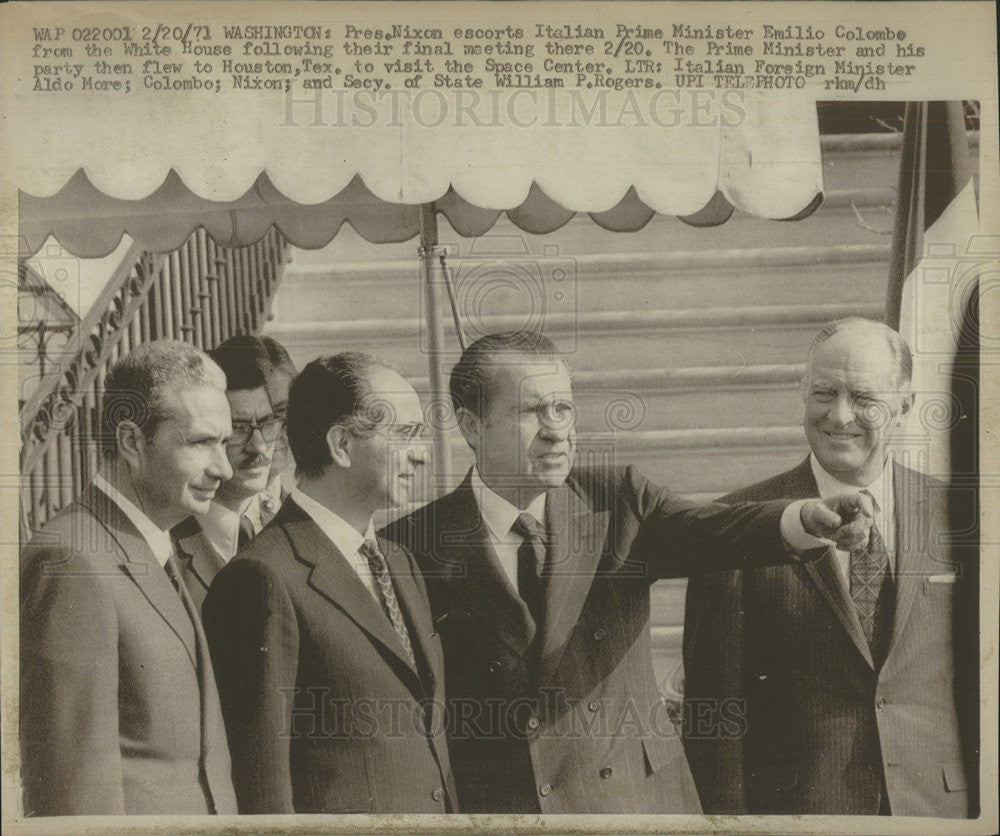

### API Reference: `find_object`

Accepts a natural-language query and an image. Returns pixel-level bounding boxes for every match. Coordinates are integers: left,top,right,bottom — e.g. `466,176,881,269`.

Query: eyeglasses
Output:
228,417,284,446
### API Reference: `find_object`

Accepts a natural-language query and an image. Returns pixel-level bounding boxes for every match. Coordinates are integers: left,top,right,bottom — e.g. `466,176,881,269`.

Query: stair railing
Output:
19,227,290,539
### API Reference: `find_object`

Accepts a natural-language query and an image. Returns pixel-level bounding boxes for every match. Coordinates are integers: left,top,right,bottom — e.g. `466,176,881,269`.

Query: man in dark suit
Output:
20,340,238,816
172,335,283,609
202,352,455,813
381,330,874,814
683,317,977,817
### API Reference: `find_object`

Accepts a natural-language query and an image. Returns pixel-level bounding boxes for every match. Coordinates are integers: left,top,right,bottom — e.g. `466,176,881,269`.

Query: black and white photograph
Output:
2,2,997,833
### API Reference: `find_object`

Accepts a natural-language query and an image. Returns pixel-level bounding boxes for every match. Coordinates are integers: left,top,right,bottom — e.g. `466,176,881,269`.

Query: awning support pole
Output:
419,203,454,494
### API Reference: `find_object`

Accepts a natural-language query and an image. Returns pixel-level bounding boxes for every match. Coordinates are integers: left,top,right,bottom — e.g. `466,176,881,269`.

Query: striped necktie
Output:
360,539,416,666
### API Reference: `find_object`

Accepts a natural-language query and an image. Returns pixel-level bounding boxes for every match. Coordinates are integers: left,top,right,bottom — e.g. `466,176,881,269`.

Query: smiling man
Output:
382,330,875,814
683,317,977,817
172,335,283,609
20,340,237,816
202,352,455,814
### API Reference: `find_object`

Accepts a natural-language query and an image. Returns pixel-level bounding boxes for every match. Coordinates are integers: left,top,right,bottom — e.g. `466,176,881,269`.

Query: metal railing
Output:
19,227,290,538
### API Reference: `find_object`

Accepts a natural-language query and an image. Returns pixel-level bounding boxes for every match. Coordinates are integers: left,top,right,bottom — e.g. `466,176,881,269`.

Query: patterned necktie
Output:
237,513,254,551
849,491,890,645
513,512,546,626
360,539,416,667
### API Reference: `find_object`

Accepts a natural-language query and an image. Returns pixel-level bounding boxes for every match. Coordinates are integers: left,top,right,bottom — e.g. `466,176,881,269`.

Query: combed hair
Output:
209,334,273,392
807,317,913,386
261,336,297,376
101,340,225,456
287,352,397,480
449,330,566,418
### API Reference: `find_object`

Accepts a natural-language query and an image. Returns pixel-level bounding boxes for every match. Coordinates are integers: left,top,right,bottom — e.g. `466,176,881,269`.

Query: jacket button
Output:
588,700,600,712
600,766,613,779
592,628,606,641
431,788,444,802
539,783,552,797
489,659,504,673
876,696,888,709
526,715,540,730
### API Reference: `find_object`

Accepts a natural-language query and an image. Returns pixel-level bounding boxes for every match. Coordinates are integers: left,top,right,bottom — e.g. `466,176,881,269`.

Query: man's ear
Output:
116,421,144,467
454,407,481,449
898,391,915,422
326,424,352,467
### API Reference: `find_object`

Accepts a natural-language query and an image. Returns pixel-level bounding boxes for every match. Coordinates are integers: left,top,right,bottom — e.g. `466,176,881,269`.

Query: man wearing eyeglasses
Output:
381,330,877,815
202,352,455,814
172,335,283,609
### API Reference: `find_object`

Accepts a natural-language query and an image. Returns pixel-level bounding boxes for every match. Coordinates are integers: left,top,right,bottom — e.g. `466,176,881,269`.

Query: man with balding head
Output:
683,317,977,817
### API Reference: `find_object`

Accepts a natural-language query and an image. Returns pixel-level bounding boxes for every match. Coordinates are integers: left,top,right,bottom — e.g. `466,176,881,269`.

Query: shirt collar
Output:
92,473,174,567
291,488,376,557
199,495,258,561
809,453,893,514
470,466,548,540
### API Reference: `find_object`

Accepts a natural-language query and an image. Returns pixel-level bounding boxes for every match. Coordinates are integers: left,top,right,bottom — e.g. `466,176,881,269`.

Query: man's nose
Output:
408,442,431,465
245,428,269,454
538,417,572,441
829,394,855,426
210,446,234,481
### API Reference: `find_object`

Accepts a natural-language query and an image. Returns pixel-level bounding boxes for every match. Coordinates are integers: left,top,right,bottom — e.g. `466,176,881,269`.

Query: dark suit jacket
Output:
20,484,237,816
381,464,794,814
202,498,456,814
683,457,977,817
172,515,226,612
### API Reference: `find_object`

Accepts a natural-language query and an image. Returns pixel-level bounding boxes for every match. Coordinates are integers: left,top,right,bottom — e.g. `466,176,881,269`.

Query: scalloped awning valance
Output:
18,93,822,258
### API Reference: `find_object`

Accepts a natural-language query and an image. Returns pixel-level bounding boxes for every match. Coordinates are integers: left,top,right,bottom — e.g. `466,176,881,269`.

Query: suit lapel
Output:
379,534,441,687
782,459,876,669
173,520,226,592
80,484,198,669
536,479,607,684
436,477,536,660
883,462,934,664
283,501,420,679
803,552,875,668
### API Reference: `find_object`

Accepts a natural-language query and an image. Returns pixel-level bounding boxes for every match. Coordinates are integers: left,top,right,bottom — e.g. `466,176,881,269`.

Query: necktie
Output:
513,512,546,627
360,539,416,667
237,513,254,551
849,491,891,646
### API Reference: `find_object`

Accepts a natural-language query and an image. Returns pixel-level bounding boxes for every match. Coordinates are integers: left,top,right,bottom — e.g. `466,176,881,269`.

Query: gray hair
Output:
101,340,225,456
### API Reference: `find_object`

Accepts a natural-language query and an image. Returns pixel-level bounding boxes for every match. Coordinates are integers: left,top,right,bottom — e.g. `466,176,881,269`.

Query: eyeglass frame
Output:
227,416,285,446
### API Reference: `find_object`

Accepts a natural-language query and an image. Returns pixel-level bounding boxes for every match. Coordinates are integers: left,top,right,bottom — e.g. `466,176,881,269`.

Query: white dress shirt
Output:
92,474,173,567
292,488,380,601
809,453,896,581
470,466,547,596
200,494,263,563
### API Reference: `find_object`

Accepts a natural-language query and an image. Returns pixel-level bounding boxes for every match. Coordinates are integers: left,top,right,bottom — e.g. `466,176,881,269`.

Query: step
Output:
279,190,897,279
264,301,883,378
273,242,890,324
402,364,807,433
419,425,807,497
437,426,806,496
